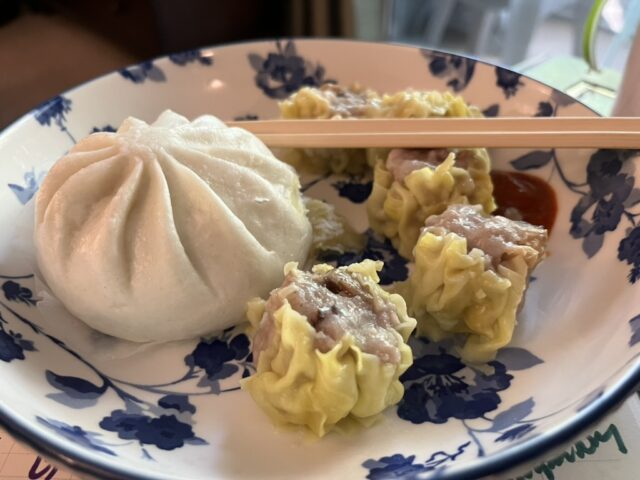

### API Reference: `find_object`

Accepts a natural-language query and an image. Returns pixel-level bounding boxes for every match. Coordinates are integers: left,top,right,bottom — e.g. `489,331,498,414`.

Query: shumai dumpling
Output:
277,84,482,175
367,148,496,259
242,260,416,436
35,110,312,343
400,204,547,363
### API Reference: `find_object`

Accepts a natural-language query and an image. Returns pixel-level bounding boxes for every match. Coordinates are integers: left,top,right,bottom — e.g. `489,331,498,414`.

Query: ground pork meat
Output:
253,266,402,364
422,204,547,270
317,83,376,118
385,148,474,182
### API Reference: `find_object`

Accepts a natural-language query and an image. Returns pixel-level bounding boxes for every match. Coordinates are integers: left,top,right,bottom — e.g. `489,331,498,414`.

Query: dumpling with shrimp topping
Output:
399,204,547,363
242,260,416,436
366,148,496,259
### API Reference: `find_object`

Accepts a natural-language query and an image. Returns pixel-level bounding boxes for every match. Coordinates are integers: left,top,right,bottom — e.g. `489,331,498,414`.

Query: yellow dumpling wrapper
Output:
399,232,528,363
242,260,416,436
277,86,482,175
366,151,496,259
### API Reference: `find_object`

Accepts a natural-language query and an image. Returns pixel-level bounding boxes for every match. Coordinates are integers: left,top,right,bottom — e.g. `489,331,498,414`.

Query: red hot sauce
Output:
491,170,558,232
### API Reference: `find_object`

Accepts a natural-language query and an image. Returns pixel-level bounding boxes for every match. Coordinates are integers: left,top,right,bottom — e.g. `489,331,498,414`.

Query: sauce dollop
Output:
491,170,557,232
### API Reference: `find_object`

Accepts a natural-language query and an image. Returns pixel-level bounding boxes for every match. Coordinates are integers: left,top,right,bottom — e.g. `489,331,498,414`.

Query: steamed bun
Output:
35,110,312,342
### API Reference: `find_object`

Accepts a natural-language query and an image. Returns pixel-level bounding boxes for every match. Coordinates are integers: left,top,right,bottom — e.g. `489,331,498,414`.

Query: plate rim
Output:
0,37,637,480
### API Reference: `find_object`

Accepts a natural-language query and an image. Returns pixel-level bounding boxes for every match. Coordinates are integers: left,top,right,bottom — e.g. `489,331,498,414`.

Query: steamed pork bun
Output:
35,110,312,342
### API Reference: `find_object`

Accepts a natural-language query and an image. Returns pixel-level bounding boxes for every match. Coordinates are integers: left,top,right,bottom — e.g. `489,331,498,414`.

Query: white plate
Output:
0,39,639,480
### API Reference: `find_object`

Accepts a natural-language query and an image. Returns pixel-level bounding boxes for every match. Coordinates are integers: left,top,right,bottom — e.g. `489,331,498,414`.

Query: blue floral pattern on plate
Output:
33,96,76,142
248,40,331,99
119,48,213,84
421,50,476,92
495,67,523,98
7,169,46,205
0,275,252,457
2,39,640,480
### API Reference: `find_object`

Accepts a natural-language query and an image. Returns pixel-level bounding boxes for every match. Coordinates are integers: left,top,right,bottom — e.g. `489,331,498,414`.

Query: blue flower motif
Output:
568,149,637,263
421,51,476,92
0,327,26,362
318,229,408,285
185,332,251,381
119,61,166,84
37,417,116,456
90,125,116,134
248,40,330,99
397,339,512,424
629,314,640,347
136,415,195,450
34,96,71,128
331,179,373,203
33,96,76,143
363,442,471,479
0,314,35,363
100,410,195,450
2,280,36,305
495,423,535,442
100,410,148,440
495,67,523,98
619,228,640,283
169,49,214,66
363,454,430,479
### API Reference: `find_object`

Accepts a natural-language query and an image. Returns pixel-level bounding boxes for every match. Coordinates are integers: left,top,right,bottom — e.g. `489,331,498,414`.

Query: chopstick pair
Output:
226,117,640,149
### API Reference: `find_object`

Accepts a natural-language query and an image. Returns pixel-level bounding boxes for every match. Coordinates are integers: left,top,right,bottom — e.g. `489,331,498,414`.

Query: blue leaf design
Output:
629,314,640,347
119,61,166,84
489,398,534,432
8,169,46,205
184,436,209,446
582,232,604,258
168,49,214,66
46,370,106,399
510,150,553,171
47,392,99,409
248,53,265,71
37,417,116,456
495,423,535,442
623,188,640,208
482,104,500,117
495,348,543,371
145,65,166,82
158,394,196,414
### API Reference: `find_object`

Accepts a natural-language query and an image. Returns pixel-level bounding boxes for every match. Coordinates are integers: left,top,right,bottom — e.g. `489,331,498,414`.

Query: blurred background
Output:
1,0,638,128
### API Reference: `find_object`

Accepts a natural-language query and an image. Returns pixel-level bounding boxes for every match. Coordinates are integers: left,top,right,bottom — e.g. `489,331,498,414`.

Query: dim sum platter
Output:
0,39,639,479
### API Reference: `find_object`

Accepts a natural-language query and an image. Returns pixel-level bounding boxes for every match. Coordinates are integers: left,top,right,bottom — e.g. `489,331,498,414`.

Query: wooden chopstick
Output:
227,117,640,149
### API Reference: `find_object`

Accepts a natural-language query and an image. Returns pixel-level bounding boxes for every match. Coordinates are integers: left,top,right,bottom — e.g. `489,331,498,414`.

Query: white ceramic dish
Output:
0,39,639,480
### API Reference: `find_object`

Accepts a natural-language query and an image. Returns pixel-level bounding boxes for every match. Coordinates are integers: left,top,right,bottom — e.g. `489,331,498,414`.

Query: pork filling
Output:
422,204,547,270
253,267,402,364
385,148,473,182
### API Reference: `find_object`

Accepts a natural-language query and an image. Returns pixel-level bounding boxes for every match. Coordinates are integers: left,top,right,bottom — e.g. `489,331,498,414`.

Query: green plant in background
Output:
583,0,609,70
